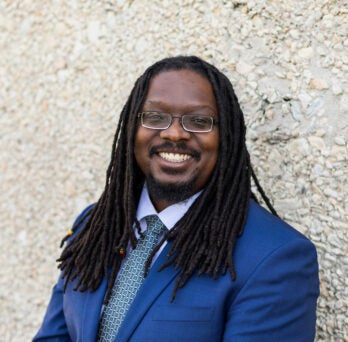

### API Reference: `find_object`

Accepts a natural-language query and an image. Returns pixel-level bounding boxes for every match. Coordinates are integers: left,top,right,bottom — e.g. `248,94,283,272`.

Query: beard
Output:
146,173,197,204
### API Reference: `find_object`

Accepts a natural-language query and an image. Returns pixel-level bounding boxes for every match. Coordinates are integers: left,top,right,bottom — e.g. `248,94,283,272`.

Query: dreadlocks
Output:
57,55,277,302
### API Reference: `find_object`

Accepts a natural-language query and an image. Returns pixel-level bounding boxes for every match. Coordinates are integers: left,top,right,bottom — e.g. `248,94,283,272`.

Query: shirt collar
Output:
136,183,202,231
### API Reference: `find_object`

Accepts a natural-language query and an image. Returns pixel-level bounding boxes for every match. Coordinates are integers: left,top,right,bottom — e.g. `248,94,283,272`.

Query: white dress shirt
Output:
135,184,201,265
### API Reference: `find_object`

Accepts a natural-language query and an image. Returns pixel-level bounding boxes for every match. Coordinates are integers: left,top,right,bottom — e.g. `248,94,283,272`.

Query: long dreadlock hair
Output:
57,56,277,302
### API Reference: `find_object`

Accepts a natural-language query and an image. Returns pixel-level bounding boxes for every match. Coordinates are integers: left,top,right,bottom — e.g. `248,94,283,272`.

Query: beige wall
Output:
0,0,347,340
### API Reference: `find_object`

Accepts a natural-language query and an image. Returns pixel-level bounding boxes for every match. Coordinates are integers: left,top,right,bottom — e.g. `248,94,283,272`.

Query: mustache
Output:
149,142,200,160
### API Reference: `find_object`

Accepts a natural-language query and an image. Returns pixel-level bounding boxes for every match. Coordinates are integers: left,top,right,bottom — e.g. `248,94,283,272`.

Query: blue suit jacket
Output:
34,201,319,341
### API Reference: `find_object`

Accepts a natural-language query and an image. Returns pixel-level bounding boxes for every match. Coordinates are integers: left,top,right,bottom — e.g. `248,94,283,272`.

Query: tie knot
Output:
145,215,167,235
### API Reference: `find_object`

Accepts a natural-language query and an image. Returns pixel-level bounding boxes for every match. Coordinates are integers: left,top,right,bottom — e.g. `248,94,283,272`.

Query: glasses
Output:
138,111,218,133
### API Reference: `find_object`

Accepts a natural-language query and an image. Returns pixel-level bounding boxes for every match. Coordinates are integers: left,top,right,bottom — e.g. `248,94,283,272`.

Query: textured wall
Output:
0,0,347,340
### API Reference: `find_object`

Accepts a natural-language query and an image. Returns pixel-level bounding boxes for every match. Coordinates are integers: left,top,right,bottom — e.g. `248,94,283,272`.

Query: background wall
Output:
0,0,347,340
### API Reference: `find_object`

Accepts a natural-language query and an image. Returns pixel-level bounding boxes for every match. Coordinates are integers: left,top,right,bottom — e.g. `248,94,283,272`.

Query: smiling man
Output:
134,69,219,211
34,56,319,342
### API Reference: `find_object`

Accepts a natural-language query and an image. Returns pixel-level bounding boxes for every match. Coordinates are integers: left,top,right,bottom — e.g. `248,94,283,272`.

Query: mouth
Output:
150,142,200,164
158,152,192,163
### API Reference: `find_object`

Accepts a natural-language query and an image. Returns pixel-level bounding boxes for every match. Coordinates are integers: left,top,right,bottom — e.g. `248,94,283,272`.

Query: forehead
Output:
144,70,217,115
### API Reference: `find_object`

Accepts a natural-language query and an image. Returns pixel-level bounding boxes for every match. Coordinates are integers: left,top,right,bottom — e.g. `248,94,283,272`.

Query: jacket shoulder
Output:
233,200,318,283
244,200,312,245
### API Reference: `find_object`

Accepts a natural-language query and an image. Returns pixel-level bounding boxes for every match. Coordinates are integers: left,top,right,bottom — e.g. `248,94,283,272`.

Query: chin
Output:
146,174,197,203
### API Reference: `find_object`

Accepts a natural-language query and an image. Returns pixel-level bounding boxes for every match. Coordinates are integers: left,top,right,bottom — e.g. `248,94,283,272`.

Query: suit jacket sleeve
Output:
33,275,71,341
33,204,95,341
223,238,319,342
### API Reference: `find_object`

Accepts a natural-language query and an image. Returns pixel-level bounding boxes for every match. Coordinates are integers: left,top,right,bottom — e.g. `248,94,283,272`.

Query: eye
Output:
187,115,211,127
144,111,166,122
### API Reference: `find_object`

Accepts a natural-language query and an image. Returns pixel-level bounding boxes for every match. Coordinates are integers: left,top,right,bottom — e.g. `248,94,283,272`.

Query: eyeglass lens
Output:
141,112,214,132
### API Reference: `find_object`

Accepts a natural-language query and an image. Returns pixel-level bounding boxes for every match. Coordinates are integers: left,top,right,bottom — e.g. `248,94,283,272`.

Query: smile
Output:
158,152,192,163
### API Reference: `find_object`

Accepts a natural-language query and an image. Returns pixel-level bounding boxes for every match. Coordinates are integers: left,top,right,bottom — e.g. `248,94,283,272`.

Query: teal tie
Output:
97,215,166,341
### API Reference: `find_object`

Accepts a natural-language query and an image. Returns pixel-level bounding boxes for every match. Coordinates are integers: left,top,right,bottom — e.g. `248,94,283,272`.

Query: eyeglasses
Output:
137,111,218,133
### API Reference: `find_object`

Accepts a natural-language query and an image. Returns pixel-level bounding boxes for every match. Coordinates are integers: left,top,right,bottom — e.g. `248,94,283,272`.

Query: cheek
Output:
134,127,150,152
199,133,219,171
203,132,219,156
134,128,157,173
134,131,146,165
134,125,159,145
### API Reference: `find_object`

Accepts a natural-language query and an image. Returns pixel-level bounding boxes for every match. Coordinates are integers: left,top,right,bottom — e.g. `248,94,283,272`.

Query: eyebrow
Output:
143,100,216,113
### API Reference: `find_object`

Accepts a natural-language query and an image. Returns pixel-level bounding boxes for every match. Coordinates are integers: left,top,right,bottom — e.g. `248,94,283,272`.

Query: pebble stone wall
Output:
1,0,347,341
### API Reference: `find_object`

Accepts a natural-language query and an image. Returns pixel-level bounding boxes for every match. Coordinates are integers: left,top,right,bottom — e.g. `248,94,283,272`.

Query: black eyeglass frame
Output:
137,111,219,133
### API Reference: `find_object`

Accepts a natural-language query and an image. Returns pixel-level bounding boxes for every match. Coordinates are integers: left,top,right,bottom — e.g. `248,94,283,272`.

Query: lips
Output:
150,142,200,163
158,152,192,163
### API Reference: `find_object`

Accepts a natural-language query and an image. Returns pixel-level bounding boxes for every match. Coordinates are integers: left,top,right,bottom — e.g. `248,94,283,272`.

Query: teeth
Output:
158,152,191,163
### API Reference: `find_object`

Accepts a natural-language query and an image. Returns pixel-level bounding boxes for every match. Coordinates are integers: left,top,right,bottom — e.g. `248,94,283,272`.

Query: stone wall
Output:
0,0,347,340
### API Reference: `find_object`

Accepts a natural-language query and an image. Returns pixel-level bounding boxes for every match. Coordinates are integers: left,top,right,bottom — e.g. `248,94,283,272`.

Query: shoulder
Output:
222,201,319,341
242,199,313,248
233,200,318,282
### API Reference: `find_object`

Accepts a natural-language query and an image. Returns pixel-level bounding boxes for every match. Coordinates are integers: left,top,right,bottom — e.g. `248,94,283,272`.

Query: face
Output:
134,69,219,211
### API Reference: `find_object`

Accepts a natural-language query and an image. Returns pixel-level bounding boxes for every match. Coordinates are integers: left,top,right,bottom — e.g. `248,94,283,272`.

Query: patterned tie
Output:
97,215,166,342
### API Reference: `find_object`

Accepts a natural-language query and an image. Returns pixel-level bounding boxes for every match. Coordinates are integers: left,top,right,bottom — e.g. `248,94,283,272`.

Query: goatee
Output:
146,173,197,204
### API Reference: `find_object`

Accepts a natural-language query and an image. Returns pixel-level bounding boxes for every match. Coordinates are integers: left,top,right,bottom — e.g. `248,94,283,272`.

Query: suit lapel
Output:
115,241,179,341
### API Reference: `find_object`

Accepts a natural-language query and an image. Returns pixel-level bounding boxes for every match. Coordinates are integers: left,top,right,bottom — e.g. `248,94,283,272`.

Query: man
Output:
34,56,319,341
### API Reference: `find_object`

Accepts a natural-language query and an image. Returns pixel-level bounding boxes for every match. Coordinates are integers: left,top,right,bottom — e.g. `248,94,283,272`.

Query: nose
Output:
159,116,191,141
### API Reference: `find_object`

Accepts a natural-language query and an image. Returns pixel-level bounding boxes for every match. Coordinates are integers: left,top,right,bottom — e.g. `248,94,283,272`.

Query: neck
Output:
149,196,176,213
